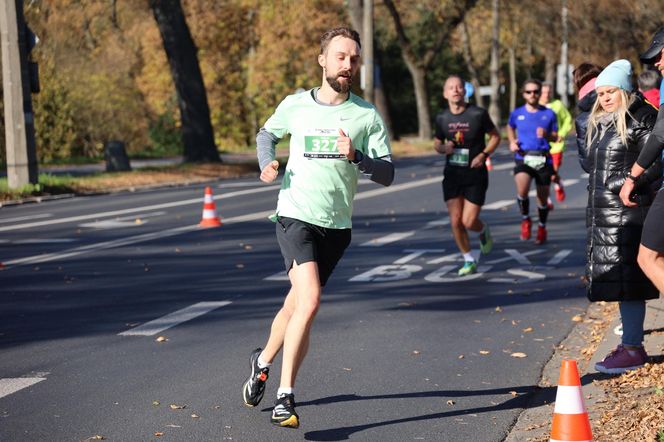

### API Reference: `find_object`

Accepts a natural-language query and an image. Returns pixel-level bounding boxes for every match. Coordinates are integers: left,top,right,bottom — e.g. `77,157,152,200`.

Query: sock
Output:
277,387,294,398
257,354,271,369
537,205,549,225
463,252,474,262
517,197,529,217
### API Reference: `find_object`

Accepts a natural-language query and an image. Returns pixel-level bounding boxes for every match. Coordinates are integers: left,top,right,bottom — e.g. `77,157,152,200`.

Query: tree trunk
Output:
544,56,555,85
460,20,484,108
347,0,393,138
488,0,501,126
149,0,219,162
405,60,431,140
508,46,516,113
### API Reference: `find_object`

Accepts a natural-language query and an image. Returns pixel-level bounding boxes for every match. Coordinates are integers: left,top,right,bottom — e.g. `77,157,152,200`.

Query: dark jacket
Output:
585,94,661,302
576,90,596,173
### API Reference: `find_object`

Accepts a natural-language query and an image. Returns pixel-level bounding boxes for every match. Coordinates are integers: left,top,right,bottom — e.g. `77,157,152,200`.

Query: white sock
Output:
463,252,474,262
257,354,271,369
277,387,294,398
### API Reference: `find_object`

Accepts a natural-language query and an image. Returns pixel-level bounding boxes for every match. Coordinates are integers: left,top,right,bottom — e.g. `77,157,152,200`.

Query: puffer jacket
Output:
576,90,596,173
585,94,661,302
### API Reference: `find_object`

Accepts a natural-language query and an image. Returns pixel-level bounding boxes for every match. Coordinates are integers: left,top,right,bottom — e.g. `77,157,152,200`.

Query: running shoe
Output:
271,393,299,428
458,261,477,276
555,183,566,202
595,344,648,374
479,224,493,255
242,348,269,407
520,217,532,241
534,225,547,245
547,197,554,210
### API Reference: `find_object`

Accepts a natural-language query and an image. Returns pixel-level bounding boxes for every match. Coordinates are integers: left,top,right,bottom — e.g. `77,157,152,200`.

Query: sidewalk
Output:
505,295,664,441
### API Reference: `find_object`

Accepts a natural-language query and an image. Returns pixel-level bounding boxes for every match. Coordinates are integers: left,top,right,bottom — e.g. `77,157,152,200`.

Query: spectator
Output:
637,69,661,109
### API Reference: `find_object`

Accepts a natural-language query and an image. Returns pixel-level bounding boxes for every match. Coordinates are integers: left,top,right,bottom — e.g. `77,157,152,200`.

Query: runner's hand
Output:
470,153,485,168
509,141,521,152
260,160,279,183
619,178,637,207
337,128,356,160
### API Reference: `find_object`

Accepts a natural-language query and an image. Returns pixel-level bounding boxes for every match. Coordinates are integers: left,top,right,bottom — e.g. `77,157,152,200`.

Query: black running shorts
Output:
513,160,554,186
275,216,351,286
641,190,664,253
442,166,488,206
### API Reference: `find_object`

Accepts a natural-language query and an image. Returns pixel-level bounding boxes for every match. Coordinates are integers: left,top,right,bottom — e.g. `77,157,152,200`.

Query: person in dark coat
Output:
573,62,603,172
582,59,661,374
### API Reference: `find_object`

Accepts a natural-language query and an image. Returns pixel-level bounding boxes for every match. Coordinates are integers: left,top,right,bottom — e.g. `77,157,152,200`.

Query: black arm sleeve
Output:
636,106,664,169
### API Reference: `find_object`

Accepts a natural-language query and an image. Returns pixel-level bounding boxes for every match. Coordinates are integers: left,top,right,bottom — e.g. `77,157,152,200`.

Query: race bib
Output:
303,128,345,159
449,148,470,167
524,154,546,170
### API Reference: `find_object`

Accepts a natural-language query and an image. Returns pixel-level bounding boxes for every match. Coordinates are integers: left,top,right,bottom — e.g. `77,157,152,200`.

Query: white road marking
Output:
0,377,46,399
424,217,450,228
491,162,515,171
486,249,544,265
0,213,52,224
0,238,76,244
79,211,166,229
507,268,546,281
361,231,415,247
0,186,280,233
484,200,514,210
548,249,573,265
119,301,232,336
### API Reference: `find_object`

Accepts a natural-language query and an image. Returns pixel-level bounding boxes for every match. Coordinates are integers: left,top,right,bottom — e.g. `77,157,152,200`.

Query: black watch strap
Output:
627,173,639,182
351,150,364,164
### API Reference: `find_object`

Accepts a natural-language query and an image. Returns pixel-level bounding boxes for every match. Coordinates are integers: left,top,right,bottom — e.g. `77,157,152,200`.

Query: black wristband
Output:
627,173,639,182
351,150,364,165
481,151,489,158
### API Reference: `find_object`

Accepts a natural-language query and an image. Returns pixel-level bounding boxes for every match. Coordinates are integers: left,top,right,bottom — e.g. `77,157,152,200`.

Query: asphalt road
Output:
0,149,591,441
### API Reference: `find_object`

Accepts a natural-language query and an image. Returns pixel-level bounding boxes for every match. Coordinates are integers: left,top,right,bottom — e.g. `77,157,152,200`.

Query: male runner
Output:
620,26,664,292
243,27,394,429
507,79,558,244
539,82,572,203
434,75,500,275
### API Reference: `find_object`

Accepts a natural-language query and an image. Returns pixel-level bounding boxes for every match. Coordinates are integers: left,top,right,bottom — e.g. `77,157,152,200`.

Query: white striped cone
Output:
199,186,222,228
549,360,593,442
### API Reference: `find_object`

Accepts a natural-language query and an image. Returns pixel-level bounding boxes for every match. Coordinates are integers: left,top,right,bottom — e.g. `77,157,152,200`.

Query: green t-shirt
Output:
264,89,391,229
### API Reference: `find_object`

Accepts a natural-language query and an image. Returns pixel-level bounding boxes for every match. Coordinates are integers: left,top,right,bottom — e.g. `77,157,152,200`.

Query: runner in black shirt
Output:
434,75,500,276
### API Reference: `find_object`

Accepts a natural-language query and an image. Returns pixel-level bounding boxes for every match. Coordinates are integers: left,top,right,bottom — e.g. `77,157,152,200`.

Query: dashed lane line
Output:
0,377,46,399
119,301,232,336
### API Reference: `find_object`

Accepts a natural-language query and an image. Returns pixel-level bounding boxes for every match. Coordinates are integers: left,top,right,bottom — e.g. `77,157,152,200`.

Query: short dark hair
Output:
522,78,542,91
573,63,603,91
320,27,361,55
445,74,465,85
638,69,661,91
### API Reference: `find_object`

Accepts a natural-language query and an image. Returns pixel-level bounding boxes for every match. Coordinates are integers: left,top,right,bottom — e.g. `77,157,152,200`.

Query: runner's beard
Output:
326,73,352,93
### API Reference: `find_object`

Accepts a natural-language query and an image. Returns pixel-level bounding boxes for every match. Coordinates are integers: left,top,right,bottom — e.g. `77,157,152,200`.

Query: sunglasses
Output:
524,89,541,95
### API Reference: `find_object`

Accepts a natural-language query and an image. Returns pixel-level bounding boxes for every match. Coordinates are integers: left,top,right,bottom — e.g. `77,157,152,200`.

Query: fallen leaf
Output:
458,354,465,359
522,327,534,333
509,391,518,396
479,350,490,355
244,245,253,250
342,367,352,371
412,350,421,355
85,436,105,441
170,404,186,410
191,414,200,419
152,400,160,406
495,306,503,312
447,400,455,406
154,432,164,437
511,352,527,358
156,336,168,343
572,315,583,322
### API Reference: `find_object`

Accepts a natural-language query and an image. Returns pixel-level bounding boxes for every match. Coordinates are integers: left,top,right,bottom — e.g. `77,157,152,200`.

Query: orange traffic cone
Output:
199,186,222,228
485,156,493,171
549,360,593,442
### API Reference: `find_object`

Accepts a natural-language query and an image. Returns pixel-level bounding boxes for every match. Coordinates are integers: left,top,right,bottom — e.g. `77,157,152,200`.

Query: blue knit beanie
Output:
595,59,633,92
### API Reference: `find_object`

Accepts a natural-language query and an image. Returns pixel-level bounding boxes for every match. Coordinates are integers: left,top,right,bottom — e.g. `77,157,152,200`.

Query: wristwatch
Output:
481,151,490,158
627,173,639,182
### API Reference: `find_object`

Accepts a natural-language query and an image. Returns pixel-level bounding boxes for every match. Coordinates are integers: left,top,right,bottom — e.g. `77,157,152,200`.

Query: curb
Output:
505,295,664,441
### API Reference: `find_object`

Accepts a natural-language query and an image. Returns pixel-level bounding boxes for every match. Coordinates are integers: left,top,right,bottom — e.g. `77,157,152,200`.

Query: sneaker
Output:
595,344,648,374
534,225,547,245
479,224,493,255
547,197,554,210
242,348,269,407
520,217,532,241
458,261,477,276
271,394,299,428
555,183,566,202
613,324,623,336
